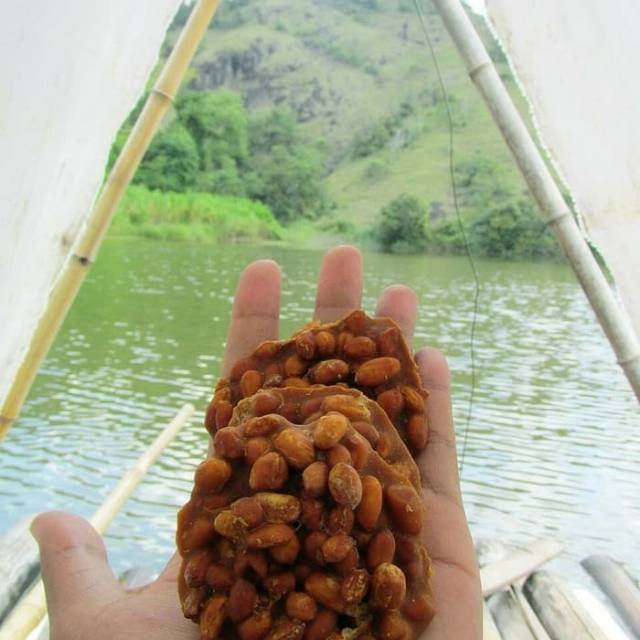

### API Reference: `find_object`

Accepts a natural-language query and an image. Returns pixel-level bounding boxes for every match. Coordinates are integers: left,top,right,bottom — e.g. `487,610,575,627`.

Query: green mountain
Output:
177,0,531,228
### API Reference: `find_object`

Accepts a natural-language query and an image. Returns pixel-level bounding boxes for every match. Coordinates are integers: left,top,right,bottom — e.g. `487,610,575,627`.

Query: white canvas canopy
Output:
485,0,640,341
0,0,184,410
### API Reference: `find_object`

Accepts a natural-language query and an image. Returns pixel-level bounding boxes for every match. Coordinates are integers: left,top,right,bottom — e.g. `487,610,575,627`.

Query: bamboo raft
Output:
3,516,639,638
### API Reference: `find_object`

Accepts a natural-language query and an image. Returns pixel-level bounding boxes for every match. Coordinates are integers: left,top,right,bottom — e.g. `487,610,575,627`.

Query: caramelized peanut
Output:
302,461,328,498
255,493,301,523
247,523,295,549
344,335,376,359
285,592,317,622
321,534,355,563
313,413,349,449
340,568,370,605
328,462,363,509
250,452,289,491
254,391,282,416
200,594,227,640
385,484,423,535
213,427,244,459
304,573,345,613
309,359,349,384
228,578,258,622
356,475,383,530
371,563,406,609
240,369,264,398
295,331,317,360
274,428,315,469
315,331,336,356
367,529,396,571
303,610,337,640
231,497,265,528
270,534,301,564
238,608,272,640
355,357,401,387
245,436,272,466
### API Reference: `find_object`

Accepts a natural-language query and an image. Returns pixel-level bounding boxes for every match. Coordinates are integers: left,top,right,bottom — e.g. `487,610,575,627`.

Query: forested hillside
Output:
113,0,559,259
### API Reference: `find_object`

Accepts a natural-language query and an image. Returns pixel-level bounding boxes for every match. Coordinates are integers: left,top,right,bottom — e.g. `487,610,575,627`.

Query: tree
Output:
176,91,248,171
377,194,428,253
134,122,199,192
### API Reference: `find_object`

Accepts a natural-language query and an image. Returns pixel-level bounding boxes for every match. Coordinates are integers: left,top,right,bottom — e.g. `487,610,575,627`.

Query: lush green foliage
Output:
112,185,282,243
377,194,429,253
128,92,328,223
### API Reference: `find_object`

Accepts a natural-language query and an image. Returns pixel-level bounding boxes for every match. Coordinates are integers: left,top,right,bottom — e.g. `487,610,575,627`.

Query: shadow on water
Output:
1,238,638,582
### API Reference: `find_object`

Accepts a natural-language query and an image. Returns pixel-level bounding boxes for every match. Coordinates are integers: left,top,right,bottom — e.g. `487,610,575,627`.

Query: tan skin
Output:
33,246,482,639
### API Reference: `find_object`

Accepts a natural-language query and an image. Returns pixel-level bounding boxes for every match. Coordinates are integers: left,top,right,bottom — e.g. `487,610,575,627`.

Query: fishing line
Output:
412,0,480,475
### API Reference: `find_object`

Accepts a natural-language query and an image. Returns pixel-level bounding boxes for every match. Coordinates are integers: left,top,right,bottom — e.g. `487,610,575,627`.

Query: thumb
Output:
31,512,124,618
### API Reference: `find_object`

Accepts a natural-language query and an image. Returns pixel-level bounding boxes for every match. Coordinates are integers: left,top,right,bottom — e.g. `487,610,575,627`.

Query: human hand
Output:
33,245,481,639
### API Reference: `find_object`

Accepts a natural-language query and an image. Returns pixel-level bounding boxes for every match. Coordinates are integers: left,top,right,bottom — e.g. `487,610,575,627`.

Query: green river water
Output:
1,239,638,585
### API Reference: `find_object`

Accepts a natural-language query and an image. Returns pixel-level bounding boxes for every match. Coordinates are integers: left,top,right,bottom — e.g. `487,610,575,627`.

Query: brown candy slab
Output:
206,310,429,453
178,387,434,640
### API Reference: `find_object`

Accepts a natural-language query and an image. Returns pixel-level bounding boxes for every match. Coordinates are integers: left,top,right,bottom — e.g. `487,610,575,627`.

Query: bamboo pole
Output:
0,403,195,640
0,0,221,441
431,0,640,402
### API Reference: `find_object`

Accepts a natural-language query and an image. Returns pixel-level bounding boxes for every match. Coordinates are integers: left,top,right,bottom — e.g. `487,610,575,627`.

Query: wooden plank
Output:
582,554,640,638
481,540,563,597
488,590,537,639
483,600,503,640
0,517,39,624
572,587,632,640
513,581,552,640
523,570,609,640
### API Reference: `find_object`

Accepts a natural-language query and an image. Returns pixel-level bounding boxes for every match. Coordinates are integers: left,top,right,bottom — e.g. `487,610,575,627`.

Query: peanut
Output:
241,369,264,398
254,390,282,416
270,533,301,564
184,550,212,588
336,331,354,354
340,568,370,605
315,330,336,356
213,427,244,459
215,400,233,430
200,594,227,640
375,433,394,460
367,529,396,570
283,377,310,388
205,402,217,434
304,573,345,613
327,505,355,535
376,388,404,421
254,339,281,360
238,608,272,640
322,534,355,563
245,436,272,466
255,493,301,523
228,578,258,622
326,444,352,467
231,497,265,528
246,551,269,579
303,610,337,640
385,484,423,535
274,428,315,469
284,354,308,377
263,571,296,597
309,359,349,384
304,530,328,564
279,402,300,423
352,420,380,447
249,452,289,491
295,331,317,360
320,395,371,421
244,414,284,437
407,413,428,451
247,523,295,549
205,563,234,589
231,356,258,381
213,510,247,541
300,499,326,531
266,619,306,640
180,517,215,552
202,491,233,511
302,461,328,498
356,476,383,530
285,592,317,622
400,385,426,413
300,397,323,421
194,458,232,493
313,413,349,449
355,357,401,387
402,594,435,622
182,586,206,619
344,335,376,359
328,462,363,509
344,432,371,470
378,611,411,640
371,563,406,609
335,545,359,574
215,538,235,565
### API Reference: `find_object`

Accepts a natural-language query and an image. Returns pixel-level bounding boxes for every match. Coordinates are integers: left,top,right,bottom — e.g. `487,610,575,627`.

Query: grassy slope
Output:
183,0,532,230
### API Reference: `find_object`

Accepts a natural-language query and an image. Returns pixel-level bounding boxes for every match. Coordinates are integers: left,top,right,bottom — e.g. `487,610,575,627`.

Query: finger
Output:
31,512,123,614
314,245,363,322
223,259,281,375
375,285,418,345
414,347,462,504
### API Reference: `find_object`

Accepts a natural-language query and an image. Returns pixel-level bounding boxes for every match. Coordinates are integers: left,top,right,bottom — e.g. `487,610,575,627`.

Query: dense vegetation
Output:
111,0,561,260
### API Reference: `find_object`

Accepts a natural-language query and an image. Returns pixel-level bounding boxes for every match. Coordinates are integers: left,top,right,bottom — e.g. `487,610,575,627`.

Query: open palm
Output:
34,246,481,639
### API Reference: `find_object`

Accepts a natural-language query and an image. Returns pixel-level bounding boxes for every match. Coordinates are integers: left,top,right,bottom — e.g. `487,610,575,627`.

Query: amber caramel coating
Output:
206,310,429,453
178,388,434,640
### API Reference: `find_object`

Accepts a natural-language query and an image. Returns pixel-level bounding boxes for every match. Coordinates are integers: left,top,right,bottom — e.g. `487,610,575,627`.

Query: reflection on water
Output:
1,239,638,584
